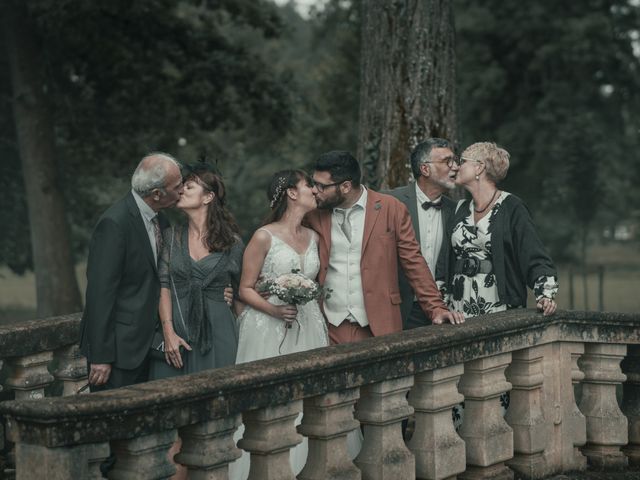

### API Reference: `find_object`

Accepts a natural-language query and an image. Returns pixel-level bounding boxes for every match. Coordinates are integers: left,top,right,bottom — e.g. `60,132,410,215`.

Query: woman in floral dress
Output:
438,141,559,427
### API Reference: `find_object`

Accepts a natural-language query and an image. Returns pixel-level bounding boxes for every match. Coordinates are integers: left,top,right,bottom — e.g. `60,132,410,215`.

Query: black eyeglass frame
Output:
312,179,349,192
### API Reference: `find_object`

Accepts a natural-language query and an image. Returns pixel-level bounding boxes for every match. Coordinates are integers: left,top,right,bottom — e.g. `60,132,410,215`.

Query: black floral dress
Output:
448,192,558,316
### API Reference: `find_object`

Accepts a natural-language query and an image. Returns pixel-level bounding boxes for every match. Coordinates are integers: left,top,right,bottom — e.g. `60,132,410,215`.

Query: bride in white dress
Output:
229,169,340,480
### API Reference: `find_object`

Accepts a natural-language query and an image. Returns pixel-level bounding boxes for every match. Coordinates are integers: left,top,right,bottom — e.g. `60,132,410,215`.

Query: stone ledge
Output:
1,310,639,448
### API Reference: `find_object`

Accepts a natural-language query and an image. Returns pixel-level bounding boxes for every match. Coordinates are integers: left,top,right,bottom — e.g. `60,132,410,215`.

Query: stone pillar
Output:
109,430,178,479
458,352,514,480
5,352,54,400
175,415,243,480
578,343,628,469
407,364,465,480
621,345,640,467
505,346,551,479
85,442,110,480
53,345,88,396
355,376,415,480
298,388,361,480
238,400,303,480
567,343,587,470
14,443,88,479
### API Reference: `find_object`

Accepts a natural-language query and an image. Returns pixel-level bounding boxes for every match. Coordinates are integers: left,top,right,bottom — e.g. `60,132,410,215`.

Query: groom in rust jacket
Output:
306,150,464,345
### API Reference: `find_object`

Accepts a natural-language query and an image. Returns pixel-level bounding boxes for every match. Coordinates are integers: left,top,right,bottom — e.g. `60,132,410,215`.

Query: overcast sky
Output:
272,0,329,18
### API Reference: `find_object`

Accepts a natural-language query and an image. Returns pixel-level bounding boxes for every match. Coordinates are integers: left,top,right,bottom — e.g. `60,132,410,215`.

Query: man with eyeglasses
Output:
306,150,464,345
389,138,459,330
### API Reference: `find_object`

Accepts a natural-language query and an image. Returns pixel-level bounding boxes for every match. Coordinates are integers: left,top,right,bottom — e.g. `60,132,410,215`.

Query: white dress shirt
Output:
415,183,443,274
132,190,160,264
324,187,369,327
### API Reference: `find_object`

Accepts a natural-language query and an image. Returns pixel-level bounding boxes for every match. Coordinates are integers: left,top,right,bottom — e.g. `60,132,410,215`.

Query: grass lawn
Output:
1,242,638,325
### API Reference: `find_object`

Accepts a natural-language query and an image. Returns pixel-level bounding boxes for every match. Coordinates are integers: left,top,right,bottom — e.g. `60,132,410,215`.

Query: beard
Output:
315,189,345,210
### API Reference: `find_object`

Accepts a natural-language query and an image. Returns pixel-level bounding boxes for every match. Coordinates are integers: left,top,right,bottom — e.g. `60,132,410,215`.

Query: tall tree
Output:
2,0,81,316
357,0,457,189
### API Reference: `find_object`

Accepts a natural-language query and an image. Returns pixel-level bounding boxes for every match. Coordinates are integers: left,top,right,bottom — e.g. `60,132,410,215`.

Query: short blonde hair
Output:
462,142,510,183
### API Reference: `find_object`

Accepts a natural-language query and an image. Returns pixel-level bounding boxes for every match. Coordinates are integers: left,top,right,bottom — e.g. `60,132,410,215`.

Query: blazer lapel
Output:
405,185,420,245
126,193,158,273
362,191,382,254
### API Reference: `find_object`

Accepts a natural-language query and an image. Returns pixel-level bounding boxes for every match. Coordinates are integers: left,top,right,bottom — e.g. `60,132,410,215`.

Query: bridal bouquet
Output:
257,269,330,352
257,269,329,306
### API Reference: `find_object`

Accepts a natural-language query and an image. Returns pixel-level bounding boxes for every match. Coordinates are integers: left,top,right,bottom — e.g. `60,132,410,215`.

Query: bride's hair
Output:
263,169,312,225
183,167,240,252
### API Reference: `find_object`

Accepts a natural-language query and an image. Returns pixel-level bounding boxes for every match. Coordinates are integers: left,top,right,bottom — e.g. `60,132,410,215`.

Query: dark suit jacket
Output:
388,184,454,325
305,189,448,337
79,192,168,370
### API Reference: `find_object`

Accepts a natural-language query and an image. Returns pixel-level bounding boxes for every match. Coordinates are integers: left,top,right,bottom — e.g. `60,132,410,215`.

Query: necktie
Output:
151,216,162,259
421,200,442,210
336,209,352,242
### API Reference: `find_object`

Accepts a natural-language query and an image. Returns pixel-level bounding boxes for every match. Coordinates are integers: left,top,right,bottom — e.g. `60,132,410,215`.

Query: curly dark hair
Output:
183,165,240,252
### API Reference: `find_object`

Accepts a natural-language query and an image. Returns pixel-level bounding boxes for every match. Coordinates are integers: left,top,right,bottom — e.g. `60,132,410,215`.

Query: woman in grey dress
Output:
150,161,244,379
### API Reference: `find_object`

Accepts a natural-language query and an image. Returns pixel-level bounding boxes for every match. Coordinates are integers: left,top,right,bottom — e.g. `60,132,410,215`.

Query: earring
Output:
475,174,479,181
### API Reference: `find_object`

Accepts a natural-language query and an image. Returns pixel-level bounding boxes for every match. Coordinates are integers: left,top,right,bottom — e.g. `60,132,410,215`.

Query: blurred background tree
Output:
1,0,639,315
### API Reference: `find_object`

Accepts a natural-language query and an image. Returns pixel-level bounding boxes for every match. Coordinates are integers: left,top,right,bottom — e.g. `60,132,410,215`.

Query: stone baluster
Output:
298,388,361,480
85,442,111,479
407,364,465,480
53,345,88,396
567,343,587,470
238,400,303,480
621,345,640,467
458,352,514,480
578,343,628,468
5,352,54,400
175,415,243,479
355,376,415,480
109,430,178,479
505,346,551,479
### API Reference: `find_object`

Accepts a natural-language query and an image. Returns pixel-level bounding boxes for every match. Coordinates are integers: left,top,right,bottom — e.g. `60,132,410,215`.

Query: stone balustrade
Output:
0,309,639,480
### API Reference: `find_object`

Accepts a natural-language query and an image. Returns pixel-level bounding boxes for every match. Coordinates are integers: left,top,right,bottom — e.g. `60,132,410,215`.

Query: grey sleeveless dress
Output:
150,225,244,379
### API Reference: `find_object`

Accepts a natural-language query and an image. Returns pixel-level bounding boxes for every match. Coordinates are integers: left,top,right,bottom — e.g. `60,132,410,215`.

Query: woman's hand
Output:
163,328,192,368
537,297,557,316
270,304,298,326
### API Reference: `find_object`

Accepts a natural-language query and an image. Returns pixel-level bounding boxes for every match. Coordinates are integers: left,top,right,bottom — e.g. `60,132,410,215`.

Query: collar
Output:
415,183,440,205
334,186,368,214
131,189,158,223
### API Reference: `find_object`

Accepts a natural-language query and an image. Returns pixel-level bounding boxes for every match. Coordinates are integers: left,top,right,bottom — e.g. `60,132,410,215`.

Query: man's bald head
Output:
131,152,183,211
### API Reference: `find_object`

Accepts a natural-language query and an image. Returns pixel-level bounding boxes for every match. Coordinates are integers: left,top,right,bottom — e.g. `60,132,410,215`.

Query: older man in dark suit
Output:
79,152,183,391
389,138,458,330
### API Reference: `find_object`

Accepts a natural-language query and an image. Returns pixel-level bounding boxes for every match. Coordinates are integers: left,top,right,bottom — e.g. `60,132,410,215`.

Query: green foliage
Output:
455,0,640,260
1,0,293,271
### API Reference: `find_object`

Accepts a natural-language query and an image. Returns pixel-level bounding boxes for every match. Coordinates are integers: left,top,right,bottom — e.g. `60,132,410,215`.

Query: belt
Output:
454,257,493,277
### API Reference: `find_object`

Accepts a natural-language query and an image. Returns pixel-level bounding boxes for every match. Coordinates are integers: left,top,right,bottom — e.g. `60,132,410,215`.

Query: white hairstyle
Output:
131,152,180,197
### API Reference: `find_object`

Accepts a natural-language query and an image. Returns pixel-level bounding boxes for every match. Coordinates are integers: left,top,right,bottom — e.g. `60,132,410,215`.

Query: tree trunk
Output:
357,0,457,189
3,1,82,317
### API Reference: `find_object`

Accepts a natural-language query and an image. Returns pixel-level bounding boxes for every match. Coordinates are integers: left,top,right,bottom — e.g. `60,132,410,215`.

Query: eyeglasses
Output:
422,156,460,169
451,156,483,167
312,179,347,192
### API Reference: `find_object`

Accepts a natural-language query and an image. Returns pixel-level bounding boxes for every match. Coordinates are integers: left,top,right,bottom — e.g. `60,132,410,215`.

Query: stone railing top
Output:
0,312,81,358
1,309,639,447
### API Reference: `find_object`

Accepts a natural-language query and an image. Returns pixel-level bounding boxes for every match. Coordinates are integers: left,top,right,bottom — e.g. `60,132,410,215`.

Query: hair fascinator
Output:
182,154,222,178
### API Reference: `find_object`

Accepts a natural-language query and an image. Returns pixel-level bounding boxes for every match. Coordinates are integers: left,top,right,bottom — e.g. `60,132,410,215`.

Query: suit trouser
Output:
403,301,430,330
328,321,373,345
89,356,150,393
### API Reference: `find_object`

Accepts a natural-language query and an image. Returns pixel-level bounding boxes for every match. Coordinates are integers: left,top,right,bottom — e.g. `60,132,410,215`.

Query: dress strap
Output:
257,227,274,237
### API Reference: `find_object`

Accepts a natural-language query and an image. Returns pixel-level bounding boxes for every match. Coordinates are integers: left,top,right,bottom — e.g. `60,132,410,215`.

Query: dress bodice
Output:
260,230,320,280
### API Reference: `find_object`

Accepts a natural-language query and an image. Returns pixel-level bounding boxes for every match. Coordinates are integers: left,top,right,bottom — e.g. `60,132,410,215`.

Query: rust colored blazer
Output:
306,189,448,337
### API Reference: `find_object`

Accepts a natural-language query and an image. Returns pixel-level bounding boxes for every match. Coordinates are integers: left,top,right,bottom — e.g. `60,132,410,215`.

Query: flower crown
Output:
269,177,288,209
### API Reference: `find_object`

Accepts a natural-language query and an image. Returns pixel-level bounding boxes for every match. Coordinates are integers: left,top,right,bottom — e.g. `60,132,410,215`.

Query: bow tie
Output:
421,200,442,210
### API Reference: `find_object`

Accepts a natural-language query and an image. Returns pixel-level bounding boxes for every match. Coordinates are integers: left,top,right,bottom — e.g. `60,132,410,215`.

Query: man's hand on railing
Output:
88,363,112,386
432,310,465,325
